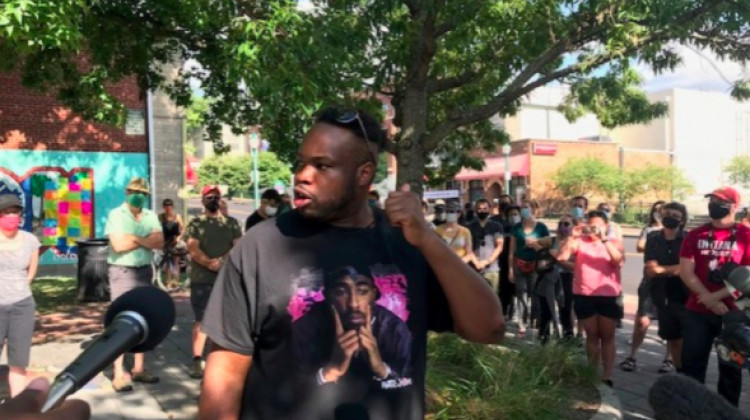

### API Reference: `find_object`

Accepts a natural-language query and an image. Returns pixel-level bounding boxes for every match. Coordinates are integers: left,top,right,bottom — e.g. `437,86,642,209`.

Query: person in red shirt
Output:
679,186,747,406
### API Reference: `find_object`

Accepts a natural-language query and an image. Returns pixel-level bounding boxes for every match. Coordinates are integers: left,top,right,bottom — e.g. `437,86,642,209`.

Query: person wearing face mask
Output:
104,177,164,391
468,199,504,293
499,205,522,321
184,185,242,379
643,202,688,373
434,201,476,264
459,201,476,227
570,195,589,221
0,194,40,397
245,189,282,232
528,214,579,340
679,187,749,406
159,198,185,290
620,200,667,373
509,200,550,337
557,210,624,387
491,194,514,225
432,200,447,227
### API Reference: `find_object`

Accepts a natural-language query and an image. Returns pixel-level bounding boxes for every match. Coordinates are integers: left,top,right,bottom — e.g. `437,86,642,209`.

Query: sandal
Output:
112,377,133,392
659,359,675,373
619,357,637,372
132,371,160,384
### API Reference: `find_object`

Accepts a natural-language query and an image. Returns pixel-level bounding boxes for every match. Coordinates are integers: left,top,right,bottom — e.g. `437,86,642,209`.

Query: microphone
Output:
648,374,746,420
41,287,176,412
720,263,750,299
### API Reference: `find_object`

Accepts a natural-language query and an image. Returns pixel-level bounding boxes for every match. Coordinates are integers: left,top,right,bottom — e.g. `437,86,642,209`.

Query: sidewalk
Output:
614,301,750,420
5,290,750,419
1,292,200,420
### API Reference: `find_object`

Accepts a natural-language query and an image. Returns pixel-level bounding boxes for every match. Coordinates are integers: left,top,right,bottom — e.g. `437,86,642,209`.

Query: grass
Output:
32,277,79,314
426,333,598,420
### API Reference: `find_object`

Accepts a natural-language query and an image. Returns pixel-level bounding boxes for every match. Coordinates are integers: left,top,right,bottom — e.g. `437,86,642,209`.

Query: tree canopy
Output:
4,1,750,192
725,155,750,188
196,151,291,197
553,158,694,202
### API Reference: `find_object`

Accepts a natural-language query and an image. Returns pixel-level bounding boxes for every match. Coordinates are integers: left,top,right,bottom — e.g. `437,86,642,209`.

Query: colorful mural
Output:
0,150,150,265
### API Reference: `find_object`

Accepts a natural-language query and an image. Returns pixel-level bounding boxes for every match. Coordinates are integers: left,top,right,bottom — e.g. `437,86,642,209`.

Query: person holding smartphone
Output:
557,210,624,387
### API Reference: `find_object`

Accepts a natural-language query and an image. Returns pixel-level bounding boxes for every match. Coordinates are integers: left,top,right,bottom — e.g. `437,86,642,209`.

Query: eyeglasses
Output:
559,221,571,227
335,109,378,164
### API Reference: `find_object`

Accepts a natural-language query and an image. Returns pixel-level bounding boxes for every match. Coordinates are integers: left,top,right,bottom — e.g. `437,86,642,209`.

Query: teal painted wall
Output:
0,150,149,265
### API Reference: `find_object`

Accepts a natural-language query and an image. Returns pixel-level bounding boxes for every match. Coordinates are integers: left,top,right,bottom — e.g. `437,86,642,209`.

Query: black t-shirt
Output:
644,230,688,305
245,211,265,232
203,209,453,420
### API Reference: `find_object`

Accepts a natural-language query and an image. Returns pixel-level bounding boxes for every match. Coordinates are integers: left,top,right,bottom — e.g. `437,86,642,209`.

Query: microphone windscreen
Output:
648,374,745,420
727,265,750,297
104,287,176,353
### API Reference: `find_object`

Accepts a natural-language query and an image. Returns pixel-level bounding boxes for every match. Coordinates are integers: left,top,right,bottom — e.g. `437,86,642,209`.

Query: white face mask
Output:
446,214,459,223
265,205,278,217
510,215,521,225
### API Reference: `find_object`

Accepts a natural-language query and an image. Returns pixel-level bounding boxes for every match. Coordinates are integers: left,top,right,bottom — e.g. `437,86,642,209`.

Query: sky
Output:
638,45,749,94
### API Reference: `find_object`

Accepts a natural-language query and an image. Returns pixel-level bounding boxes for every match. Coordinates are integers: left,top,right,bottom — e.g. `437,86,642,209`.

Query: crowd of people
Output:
2,107,749,419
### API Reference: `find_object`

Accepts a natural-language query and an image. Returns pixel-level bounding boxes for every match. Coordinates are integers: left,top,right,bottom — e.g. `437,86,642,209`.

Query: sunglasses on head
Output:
335,109,377,164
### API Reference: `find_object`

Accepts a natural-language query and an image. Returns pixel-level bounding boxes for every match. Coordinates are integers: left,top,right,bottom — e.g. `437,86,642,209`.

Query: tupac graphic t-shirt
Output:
680,223,750,314
202,209,453,420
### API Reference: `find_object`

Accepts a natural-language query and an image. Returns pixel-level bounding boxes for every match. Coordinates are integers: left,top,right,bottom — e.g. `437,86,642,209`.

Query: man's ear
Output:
357,162,376,187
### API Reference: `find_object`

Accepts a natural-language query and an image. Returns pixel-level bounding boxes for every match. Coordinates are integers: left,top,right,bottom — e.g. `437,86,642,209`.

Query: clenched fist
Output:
385,184,433,248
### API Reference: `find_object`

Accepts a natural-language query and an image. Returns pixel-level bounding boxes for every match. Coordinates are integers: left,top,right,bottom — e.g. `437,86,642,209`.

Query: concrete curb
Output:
591,383,624,420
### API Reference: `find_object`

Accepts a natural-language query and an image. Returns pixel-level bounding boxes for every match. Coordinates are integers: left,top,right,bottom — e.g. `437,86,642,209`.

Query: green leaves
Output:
725,155,750,188
553,158,694,201
197,151,292,197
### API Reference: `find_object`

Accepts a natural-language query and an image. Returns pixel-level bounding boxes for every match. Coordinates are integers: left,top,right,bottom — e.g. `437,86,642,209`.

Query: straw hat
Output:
126,177,150,194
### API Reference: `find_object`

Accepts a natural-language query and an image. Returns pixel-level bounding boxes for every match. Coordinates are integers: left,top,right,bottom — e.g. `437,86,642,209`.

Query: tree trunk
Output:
396,139,427,196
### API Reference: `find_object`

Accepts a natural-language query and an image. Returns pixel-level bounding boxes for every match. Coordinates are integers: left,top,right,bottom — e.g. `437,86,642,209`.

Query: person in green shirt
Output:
185,185,242,378
104,177,164,392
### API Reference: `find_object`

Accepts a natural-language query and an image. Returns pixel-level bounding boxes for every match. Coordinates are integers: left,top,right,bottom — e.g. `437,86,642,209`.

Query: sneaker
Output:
619,357,637,372
659,359,675,373
132,371,160,384
189,357,204,379
112,377,133,392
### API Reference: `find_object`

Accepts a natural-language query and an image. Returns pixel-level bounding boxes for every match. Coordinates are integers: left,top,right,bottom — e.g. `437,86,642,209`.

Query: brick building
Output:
0,73,184,273
454,138,671,210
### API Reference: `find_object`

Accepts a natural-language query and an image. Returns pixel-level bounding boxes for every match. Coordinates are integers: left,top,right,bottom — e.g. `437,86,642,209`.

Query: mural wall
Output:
0,150,149,265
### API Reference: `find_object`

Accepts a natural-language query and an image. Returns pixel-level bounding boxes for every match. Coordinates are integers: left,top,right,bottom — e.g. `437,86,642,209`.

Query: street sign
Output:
423,190,460,200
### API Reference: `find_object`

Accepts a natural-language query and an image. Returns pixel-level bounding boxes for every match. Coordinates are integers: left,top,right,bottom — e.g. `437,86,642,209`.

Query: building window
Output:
469,180,484,203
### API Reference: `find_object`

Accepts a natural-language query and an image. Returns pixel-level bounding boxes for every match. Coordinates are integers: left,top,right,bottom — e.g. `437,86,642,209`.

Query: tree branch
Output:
421,1,728,150
427,68,481,93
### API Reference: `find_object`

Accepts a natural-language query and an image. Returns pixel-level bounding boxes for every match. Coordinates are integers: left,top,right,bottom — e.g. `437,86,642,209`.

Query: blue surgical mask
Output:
572,206,584,219
521,208,532,219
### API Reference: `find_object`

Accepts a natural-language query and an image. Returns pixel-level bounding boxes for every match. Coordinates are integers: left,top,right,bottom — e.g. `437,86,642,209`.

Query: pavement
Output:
3,286,750,419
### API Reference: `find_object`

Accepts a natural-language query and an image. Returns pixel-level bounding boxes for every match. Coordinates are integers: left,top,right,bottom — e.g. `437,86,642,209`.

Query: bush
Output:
197,152,292,197
426,333,597,420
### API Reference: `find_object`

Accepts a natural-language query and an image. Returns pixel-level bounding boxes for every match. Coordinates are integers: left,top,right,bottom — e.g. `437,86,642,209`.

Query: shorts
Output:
573,295,622,320
191,283,214,322
483,272,500,293
636,278,658,319
108,265,154,301
0,297,36,367
656,302,686,341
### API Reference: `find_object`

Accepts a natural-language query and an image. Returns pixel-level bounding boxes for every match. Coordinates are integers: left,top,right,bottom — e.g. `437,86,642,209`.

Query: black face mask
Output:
708,202,731,220
205,199,220,213
477,212,490,220
662,216,681,229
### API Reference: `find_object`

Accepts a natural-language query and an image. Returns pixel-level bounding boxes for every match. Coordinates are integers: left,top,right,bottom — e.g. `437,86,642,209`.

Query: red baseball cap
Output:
705,186,741,205
201,185,221,197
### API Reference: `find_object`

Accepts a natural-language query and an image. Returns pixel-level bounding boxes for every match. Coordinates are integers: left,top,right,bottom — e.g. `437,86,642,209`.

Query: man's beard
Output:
302,180,359,222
